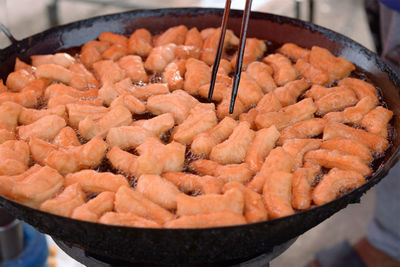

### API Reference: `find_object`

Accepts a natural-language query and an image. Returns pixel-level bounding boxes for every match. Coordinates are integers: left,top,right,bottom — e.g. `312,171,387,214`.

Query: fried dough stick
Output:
17,115,66,141
0,140,30,176
323,122,388,153
279,118,326,145
19,105,66,125
162,172,224,195
321,138,372,163
136,174,181,210
210,121,255,164
11,166,64,208
128,28,153,57
273,79,310,107
291,167,319,210
361,106,393,138
223,182,267,223
315,88,358,115
44,83,98,100
80,40,110,68
31,52,75,68
66,104,108,128
114,186,174,225
294,58,329,85
338,77,379,104
71,191,115,222
118,55,149,83
165,212,246,228
65,170,129,193
246,147,294,193
263,171,294,218
312,168,365,206
246,61,276,93
99,212,161,228
263,53,298,86
190,159,253,184
0,165,41,198
40,183,86,217
144,44,176,73
282,138,322,169
6,69,34,92
191,117,238,156
106,113,174,149
201,28,239,65
304,149,371,176
244,125,280,173
279,43,310,62
176,188,244,217
155,25,188,47
0,101,22,130
231,38,267,69
184,58,211,95
30,135,108,175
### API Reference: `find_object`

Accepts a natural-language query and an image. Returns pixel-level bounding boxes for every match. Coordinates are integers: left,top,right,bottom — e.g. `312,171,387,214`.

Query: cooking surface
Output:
0,1,388,266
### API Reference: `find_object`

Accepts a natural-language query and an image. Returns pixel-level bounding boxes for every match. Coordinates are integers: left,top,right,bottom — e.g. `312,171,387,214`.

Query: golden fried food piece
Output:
65,170,129,193
191,117,238,156
155,25,188,46
130,83,170,101
315,87,358,115
68,63,99,89
294,58,329,85
30,135,108,175
109,93,146,114
97,78,132,105
114,186,174,225
17,115,66,141
71,191,115,222
20,78,49,98
360,106,393,138
201,28,239,65
80,40,110,68
0,101,21,130
279,43,310,62
172,103,217,145
165,211,246,228
309,46,355,83
312,168,365,206
279,118,326,145
147,90,199,123
78,105,132,139
93,59,125,85
304,84,345,101
184,58,211,95
0,129,14,144
40,183,86,217
0,90,37,108
144,44,176,73
99,212,161,228
338,77,379,104
19,105,66,125
263,53,298,86
263,171,294,219
304,149,371,176
45,84,97,100
245,126,280,173
175,45,201,60
6,69,35,92
273,79,310,106
31,53,76,68
190,159,253,184
47,95,103,108
223,181,267,223
66,103,108,128
0,140,30,176
246,61,276,93
136,174,181,209
35,64,89,90
176,188,244,217
231,38,267,69
102,43,127,61
163,60,185,90
98,32,128,47
321,138,372,163
14,58,33,72
197,83,229,102
323,122,388,153
282,138,322,169
255,98,317,130
185,27,203,49
291,167,318,210
162,172,224,195
0,164,41,198
210,121,254,164
107,113,174,149
246,147,294,193
12,166,64,208
53,127,80,147
128,28,153,57
239,92,282,128
118,55,149,83
323,96,377,124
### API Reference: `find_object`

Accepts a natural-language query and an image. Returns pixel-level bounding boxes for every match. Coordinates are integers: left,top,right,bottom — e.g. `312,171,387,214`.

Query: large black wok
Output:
0,8,399,266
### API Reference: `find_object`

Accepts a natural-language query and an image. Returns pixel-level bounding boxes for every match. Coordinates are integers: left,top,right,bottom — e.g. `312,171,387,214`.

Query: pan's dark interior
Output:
0,8,399,265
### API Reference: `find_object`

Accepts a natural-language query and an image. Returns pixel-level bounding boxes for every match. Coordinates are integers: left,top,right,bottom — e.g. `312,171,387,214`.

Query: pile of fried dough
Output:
0,25,393,228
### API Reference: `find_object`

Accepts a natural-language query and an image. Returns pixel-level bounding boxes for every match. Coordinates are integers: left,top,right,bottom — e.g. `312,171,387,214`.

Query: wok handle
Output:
0,23,18,45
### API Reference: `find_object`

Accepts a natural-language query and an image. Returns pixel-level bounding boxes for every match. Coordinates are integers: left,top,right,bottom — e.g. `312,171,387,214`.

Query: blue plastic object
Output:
2,223,48,267
380,0,400,12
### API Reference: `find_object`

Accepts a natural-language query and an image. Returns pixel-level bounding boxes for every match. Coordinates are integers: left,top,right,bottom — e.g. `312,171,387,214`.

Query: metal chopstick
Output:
229,0,253,114
208,0,232,102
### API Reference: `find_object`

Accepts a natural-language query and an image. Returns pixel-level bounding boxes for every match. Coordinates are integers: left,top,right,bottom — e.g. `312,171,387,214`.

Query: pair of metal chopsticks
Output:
208,0,253,114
